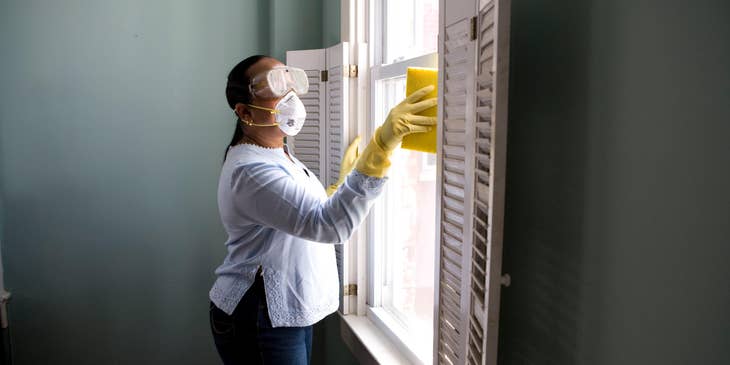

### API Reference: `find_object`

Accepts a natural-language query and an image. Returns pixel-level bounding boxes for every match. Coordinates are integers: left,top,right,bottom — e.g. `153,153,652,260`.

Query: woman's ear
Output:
234,103,250,121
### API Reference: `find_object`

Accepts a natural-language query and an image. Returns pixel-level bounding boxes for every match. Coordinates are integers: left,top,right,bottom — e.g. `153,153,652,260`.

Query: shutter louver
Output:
327,67,343,187
437,0,510,364
297,70,325,178
326,65,345,187
436,11,476,365
467,1,511,364
286,50,327,181
325,42,351,314
466,2,495,364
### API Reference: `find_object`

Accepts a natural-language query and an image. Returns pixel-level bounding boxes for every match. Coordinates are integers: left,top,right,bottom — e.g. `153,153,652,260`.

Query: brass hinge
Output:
343,284,357,296
470,16,478,41
347,64,358,78
321,70,329,82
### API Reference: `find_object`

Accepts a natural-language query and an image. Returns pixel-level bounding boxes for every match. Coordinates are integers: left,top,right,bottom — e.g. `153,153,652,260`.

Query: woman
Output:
209,55,436,364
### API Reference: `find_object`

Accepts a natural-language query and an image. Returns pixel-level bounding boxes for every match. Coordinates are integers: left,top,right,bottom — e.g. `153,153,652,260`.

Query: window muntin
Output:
383,0,439,64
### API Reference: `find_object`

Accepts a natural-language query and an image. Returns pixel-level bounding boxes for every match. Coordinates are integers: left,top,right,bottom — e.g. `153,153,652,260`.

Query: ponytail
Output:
224,121,245,162
223,55,270,162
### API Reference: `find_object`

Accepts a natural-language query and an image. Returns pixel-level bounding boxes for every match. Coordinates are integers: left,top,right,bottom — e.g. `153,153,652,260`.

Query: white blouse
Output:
209,143,385,327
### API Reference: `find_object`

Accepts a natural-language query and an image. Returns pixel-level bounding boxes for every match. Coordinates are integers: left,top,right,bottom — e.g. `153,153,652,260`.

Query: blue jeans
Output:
210,274,313,365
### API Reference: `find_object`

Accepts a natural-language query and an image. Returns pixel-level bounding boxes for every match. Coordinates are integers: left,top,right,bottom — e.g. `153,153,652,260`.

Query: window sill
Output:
339,313,414,365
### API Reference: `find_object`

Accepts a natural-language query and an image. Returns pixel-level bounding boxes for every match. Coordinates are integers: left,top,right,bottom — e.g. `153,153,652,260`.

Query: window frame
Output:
338,1,510,364
366,53,438,306
363,1,440,363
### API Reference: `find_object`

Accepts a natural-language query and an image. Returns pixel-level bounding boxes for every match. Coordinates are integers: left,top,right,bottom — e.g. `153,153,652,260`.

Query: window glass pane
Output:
384,149,436,336
373,76,436,354
384,0,439,64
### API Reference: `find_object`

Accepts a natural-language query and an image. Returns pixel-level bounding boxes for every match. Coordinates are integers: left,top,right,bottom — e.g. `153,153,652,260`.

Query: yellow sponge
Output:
402,67,438,154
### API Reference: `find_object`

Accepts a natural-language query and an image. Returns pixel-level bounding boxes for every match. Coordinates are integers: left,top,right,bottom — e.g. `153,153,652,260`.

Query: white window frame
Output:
339,1,511,365
337,1,440,364
366,52,438,365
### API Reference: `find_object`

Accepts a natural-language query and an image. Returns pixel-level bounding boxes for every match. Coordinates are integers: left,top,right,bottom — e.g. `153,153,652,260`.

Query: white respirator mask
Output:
244,91,307,136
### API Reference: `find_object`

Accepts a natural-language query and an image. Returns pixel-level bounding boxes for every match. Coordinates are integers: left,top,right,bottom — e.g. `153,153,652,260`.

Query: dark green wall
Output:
270,0,325,61
322,0,341,48
6,0,726,364
0,0,332,364
499,0,730,364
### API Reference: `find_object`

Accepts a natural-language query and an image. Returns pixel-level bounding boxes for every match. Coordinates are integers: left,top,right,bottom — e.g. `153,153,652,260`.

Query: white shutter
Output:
435,0,477,363
467,1,511,364
325,42,349,189
286,49,327,180
435,0,511,364
325,42,352,314
288,43,354,314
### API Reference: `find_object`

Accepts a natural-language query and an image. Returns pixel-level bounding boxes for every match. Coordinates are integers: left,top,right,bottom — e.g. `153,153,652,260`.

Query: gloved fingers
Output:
326,184,338,197
406,124,433,134
407,97,438,114
404,85,436,104
345,135,362,157
341,135,362,176
406,115,438,126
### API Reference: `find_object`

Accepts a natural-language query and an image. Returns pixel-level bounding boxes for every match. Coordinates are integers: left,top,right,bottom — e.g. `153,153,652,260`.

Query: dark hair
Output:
223,55,270,160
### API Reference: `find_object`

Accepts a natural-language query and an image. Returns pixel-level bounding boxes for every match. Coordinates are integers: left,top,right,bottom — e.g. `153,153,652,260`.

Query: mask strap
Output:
247,104,280,114
241,104,280,127
241,119,279,127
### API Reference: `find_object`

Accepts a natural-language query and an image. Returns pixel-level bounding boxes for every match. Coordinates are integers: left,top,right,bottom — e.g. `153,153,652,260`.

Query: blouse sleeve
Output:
230,162,386,243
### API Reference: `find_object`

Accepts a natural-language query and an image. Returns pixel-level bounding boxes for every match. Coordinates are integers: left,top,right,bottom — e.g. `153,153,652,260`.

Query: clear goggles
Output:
249,66,309,99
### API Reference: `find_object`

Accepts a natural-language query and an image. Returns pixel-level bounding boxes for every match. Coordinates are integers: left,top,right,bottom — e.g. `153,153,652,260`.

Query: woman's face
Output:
243,58,287,128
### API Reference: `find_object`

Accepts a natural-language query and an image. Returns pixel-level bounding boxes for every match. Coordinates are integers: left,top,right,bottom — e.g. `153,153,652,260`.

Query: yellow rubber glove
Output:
355,85,438,178
326,135,362,196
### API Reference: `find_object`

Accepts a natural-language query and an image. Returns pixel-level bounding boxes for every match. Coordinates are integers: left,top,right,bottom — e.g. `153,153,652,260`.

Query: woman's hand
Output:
355,85,438,178
326,136,361,196
377,85,438,151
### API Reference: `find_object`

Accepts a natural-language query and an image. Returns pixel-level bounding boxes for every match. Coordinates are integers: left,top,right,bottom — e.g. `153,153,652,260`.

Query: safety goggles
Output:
249,66,309,99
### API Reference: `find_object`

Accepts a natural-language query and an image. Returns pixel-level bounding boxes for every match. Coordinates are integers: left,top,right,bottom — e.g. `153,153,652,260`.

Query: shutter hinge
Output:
343,284,357,296
470,16,478,41
347,64,358,78
0,290,11,329
321,70,329,82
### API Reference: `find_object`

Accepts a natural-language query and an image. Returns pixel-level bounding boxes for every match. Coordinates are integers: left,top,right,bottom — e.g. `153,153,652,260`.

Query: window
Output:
289,1,512,364
366,0,439,363
382,0,439,64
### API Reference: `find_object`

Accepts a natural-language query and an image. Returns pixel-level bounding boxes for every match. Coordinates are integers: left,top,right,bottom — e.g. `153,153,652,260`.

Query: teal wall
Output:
499,0,730,364
0,0,343,363
270,0,324,60
6,0,725,364
322,0,342,48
